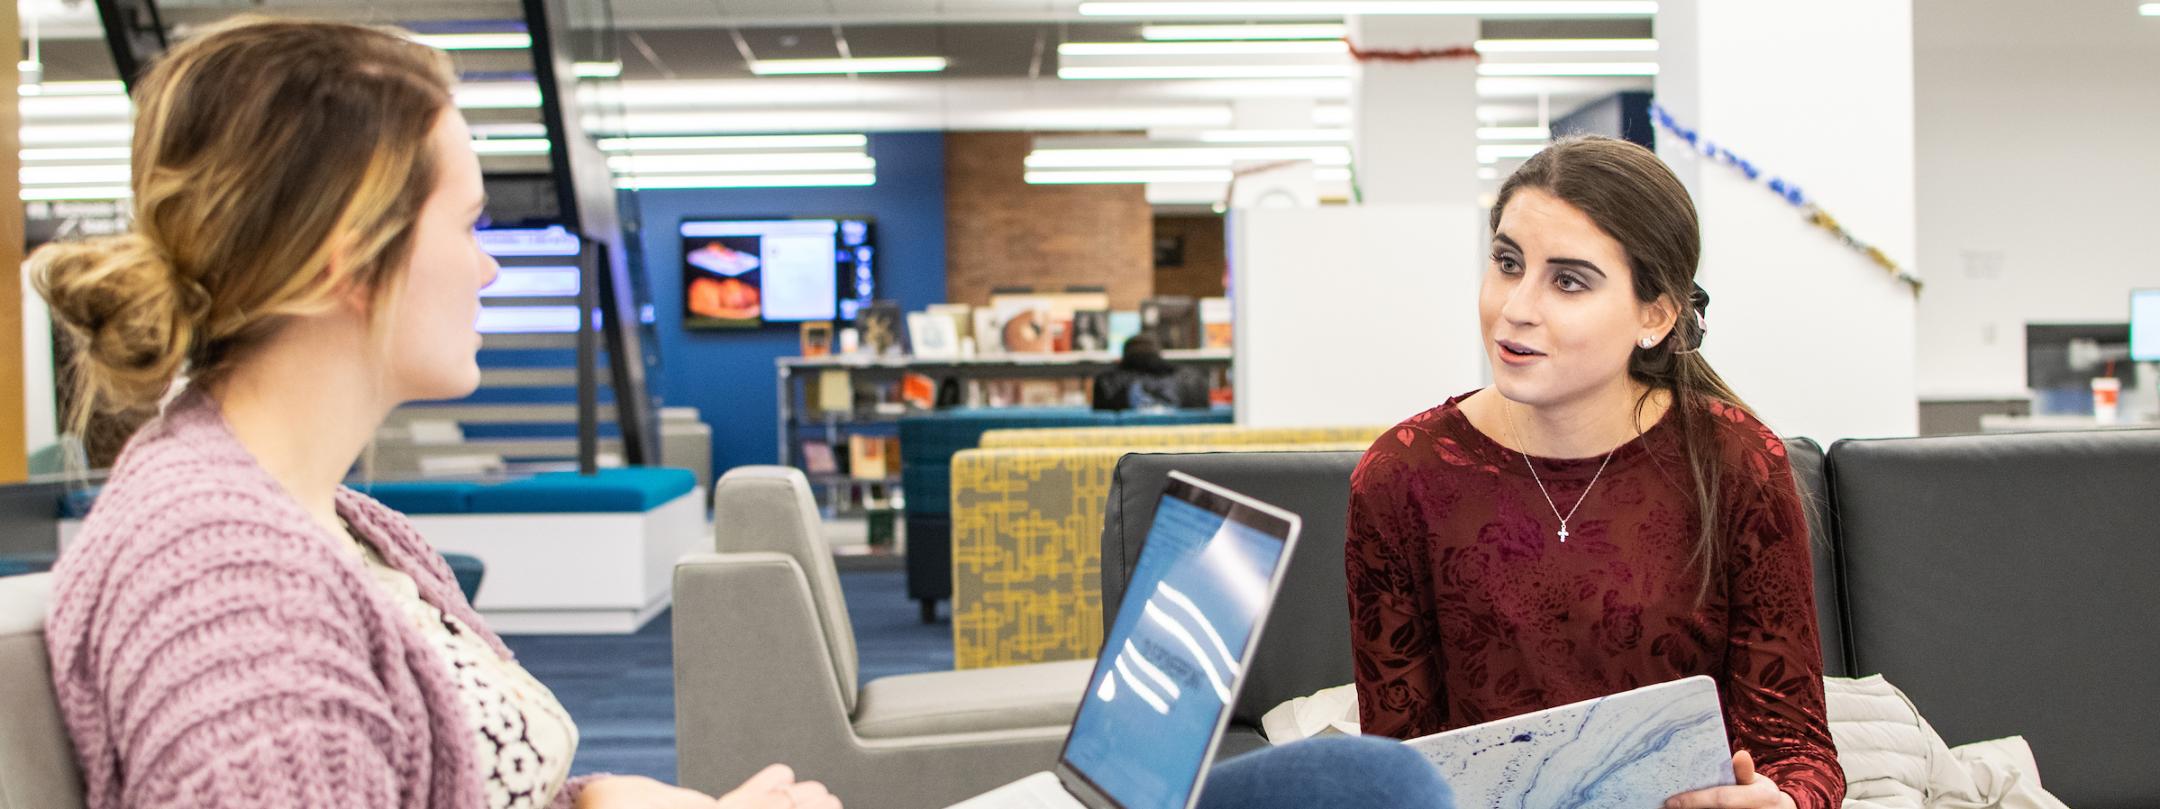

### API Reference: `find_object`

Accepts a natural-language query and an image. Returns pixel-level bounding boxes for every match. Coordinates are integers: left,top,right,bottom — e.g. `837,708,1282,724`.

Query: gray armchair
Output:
674,466,1093,808
0,573,86,809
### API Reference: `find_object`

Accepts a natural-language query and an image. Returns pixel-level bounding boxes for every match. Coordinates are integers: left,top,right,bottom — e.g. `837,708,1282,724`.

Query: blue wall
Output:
630,132,947,476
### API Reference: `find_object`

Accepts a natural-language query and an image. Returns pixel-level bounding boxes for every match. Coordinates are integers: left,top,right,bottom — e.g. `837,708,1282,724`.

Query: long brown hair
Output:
1491,135,1750,599
30,16,456,459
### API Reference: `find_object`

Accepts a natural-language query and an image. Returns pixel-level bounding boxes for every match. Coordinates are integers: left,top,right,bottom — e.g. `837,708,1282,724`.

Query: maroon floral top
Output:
1346,391,1844,809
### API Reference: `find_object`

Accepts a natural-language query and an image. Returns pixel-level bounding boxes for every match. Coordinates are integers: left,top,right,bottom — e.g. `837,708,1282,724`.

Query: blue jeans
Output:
1196,736,1454,809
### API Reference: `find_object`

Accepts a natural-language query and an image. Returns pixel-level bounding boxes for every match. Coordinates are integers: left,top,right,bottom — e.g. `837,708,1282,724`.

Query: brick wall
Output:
944,132,1153,309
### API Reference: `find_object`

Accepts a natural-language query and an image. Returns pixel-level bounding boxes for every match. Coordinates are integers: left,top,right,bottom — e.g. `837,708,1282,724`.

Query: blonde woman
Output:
35,18,831,809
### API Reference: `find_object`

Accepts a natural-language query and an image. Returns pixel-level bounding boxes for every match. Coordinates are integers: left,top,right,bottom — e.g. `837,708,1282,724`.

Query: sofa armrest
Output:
672,554,1067,807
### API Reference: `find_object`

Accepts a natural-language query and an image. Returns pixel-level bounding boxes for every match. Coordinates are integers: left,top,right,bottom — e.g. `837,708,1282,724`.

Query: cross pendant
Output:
1556,525,1570,543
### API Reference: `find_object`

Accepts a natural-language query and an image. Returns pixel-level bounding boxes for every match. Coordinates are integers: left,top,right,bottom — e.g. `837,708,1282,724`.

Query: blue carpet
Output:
500,568,951,784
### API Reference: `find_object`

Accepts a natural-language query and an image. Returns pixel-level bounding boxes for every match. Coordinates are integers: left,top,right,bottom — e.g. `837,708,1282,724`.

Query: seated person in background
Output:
1093,335,1211,411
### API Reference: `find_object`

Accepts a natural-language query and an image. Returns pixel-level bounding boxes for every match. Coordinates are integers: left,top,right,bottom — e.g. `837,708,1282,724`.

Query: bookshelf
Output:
775,349,1234,514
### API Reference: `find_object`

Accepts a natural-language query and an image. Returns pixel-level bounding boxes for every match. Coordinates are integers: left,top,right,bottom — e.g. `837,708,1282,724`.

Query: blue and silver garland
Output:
1649,102,1922,293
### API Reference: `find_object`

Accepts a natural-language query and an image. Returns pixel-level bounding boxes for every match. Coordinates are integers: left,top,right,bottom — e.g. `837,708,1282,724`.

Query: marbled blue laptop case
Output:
1405,675,1735,808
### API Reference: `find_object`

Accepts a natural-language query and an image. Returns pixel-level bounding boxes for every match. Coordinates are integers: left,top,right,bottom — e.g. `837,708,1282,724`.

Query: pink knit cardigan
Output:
45,391,593,809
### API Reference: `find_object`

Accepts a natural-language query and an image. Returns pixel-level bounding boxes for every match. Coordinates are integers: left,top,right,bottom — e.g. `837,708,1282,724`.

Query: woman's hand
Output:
716,765,842,809
576,775,725,808
576,766,840,809
1663,750,1797,809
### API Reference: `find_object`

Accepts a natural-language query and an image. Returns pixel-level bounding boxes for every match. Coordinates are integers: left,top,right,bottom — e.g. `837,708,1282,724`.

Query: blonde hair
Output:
31,16,456,450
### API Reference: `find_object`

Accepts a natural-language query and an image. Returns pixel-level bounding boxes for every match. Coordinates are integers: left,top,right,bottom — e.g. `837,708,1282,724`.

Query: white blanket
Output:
1260,676,2071,809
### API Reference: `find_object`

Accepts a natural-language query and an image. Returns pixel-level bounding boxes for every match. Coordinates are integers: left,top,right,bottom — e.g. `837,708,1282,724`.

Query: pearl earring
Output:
1640,336,1657,349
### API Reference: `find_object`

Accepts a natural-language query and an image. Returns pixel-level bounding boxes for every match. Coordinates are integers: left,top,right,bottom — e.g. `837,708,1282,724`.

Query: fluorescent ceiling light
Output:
597,134,870,152
410,32,532,51
1060,64,1353,80
1079,2,1659,18
1477,126,1550,140
1478,143,1545,163
1477,62,1658,76
608,153,878,173
1060,41,1346,56
1027,145,1350,168
749,57,949,75
1026,169,1234,184
470,138,553,155
17,80,125,97
19,94,131,118
21,185,131,201
470,122,549,138
1188,128,1350,143
1475,38,1656,53
2143,2,2159,14
22,165,130,185
574,61,624,79
21,146,132,162
454,83,543,109
1142,24,1347,40
1314,167,1351,181
615,173,877,189
21,124,132,146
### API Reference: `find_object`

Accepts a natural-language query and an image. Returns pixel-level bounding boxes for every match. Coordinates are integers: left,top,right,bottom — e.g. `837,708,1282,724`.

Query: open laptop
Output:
951,471,1302,809
1404,675,1735,806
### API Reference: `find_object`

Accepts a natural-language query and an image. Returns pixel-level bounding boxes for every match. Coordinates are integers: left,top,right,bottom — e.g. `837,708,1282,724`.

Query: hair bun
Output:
31,234,202,413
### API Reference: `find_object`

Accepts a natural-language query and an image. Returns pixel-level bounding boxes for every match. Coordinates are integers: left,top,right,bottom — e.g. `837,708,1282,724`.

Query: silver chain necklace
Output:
1504,402,1617,543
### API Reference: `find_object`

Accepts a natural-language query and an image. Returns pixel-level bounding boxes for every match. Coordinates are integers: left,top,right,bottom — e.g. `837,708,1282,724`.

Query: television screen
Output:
2133,289,2160,363
681,218,874,329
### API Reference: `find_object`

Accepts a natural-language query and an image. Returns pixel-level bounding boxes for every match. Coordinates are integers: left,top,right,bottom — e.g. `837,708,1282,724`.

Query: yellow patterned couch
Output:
949,425,1386,669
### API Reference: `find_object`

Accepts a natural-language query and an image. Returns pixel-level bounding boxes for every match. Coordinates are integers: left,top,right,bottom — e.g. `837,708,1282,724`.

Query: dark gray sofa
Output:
1100,430,2158,809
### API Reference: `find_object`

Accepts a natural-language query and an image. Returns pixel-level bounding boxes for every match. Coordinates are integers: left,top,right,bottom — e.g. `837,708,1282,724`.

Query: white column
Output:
1348,14,1480,207
1656,0,1919,441
1230,16,1488,429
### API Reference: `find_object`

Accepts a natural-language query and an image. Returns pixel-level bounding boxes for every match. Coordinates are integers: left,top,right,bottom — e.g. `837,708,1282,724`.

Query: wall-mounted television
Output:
680,217,874,329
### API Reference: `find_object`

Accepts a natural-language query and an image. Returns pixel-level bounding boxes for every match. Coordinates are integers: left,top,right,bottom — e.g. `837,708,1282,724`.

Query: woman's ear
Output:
325,238,375,317
1641,292,1681,342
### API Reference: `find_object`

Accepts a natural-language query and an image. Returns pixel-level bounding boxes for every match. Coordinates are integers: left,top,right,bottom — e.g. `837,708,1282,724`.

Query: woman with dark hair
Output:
1093,335,1210,411
1346,136,1844,809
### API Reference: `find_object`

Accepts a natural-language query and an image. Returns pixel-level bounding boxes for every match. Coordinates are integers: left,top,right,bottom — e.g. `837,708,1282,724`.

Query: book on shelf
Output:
1049,315,1074,353
906,312,961,359
800,321,834,357
1071,309,1110,352
815,368,853,413
1141,296,1202,350
901,373,937,410
847,435,901,480
971,307,1003,356
859,300,903,356
992,298,1055,354
1201,296,1233,349
927,303,973,343
801,440,839,476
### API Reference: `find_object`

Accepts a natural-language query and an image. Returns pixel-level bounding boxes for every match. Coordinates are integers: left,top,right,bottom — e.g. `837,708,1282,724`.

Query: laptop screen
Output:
1060,476,1291,809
